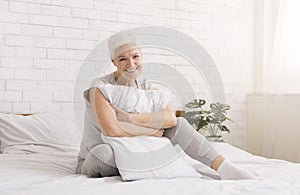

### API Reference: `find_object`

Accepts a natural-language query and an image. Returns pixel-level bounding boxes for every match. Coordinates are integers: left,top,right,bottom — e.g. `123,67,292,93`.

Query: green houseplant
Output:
183,99,232,142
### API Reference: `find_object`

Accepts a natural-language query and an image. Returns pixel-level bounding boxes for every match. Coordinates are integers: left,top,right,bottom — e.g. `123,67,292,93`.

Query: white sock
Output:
217,160,256,180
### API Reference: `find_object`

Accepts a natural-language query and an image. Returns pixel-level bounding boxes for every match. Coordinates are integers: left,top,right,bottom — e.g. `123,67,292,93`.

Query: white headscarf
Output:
107,32,140,59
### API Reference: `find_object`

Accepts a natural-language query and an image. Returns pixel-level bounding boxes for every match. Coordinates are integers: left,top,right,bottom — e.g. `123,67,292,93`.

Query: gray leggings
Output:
76,117,220,177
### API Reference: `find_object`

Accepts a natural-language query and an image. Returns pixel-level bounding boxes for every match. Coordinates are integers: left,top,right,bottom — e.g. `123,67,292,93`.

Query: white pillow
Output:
99,84,171,113
0,111,82,154
98,84,201,180
102,135,201,180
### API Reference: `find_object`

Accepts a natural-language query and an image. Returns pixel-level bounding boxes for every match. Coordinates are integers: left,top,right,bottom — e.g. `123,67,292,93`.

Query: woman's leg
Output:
164,117,256,180
163,117,221,168
79,144,119,177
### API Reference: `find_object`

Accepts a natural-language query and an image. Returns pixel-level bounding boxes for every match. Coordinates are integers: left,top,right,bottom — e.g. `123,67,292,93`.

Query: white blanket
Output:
99,84,201,180
1,143,300,195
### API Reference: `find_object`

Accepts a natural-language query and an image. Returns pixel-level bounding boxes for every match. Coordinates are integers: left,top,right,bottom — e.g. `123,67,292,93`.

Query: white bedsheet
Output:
1,143,300,195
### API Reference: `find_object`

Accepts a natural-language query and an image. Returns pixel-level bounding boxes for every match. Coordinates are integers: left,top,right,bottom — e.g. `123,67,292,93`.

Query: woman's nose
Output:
127,58,135,67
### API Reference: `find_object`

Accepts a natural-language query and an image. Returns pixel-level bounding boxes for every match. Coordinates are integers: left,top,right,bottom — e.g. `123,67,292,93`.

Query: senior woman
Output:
76,32,256,180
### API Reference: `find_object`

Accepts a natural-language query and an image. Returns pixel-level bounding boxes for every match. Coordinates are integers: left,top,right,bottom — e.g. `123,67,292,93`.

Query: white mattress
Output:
1,143,300,195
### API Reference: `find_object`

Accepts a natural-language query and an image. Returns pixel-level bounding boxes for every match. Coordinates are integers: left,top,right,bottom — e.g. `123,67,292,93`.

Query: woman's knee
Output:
81,144,117,177
174,117,198,137
91,144,113,152
176,117,190,128
164,117,189,139
89,144,114,162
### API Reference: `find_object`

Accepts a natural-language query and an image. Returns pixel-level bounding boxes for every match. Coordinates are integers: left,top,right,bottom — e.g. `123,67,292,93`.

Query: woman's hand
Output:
112,104,134,123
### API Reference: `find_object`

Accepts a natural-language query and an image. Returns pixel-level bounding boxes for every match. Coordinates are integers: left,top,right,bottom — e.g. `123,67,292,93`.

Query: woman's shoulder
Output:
83,72,115,103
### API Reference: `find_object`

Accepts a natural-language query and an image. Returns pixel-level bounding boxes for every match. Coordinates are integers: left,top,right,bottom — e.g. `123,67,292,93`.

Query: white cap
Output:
107,32,140,59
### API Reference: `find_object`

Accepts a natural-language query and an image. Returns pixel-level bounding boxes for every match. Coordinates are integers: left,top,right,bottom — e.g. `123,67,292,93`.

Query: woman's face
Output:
112,45,143,81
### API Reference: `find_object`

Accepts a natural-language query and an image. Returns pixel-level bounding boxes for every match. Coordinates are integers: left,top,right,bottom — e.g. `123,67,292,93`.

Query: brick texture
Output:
0,0,256,149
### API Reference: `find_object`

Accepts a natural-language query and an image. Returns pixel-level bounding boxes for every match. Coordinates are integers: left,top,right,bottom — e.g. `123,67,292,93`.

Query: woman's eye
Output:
133,55,139,59
119,58,126,61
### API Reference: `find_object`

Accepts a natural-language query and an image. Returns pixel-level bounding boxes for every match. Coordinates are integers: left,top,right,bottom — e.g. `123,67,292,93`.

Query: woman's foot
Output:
216,160,256,180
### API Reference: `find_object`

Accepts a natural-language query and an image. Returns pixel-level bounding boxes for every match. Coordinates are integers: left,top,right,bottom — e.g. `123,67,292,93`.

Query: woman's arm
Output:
113,104,177,129
89,87,164,137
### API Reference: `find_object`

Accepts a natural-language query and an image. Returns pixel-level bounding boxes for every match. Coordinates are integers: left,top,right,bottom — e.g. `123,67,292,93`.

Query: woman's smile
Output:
125,66,138,73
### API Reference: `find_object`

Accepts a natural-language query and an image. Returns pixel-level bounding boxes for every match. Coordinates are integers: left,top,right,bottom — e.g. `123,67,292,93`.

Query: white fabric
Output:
1,143,300,195
99,84,170,114
102,135,201,180
263,0,300,93
0,111,81,154
256,0,300,160
99,84,200,180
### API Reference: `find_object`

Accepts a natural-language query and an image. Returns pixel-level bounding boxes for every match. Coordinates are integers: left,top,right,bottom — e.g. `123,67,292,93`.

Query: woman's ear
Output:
111,59,116,67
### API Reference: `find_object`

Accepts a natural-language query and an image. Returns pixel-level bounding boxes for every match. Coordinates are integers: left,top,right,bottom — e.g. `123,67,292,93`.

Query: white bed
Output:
1,112,300,195
1,143,300,195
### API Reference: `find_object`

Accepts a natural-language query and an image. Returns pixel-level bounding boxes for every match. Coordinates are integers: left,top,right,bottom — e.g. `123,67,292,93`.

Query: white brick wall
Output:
9,2,41,14
22,24,53,37
6,80,37,91
40,5,71,17
0,80,5,90
54,27,82,39
2,57,33,68
0,0,256,149
34,59,64,69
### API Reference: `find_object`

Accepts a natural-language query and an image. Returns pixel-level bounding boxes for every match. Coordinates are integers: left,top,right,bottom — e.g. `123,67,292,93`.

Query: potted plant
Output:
183,99,233,142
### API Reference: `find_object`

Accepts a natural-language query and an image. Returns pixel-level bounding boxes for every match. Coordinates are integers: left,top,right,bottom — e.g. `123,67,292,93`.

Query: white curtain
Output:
264,0,300,93
261,0,300,162
262,0,300,162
